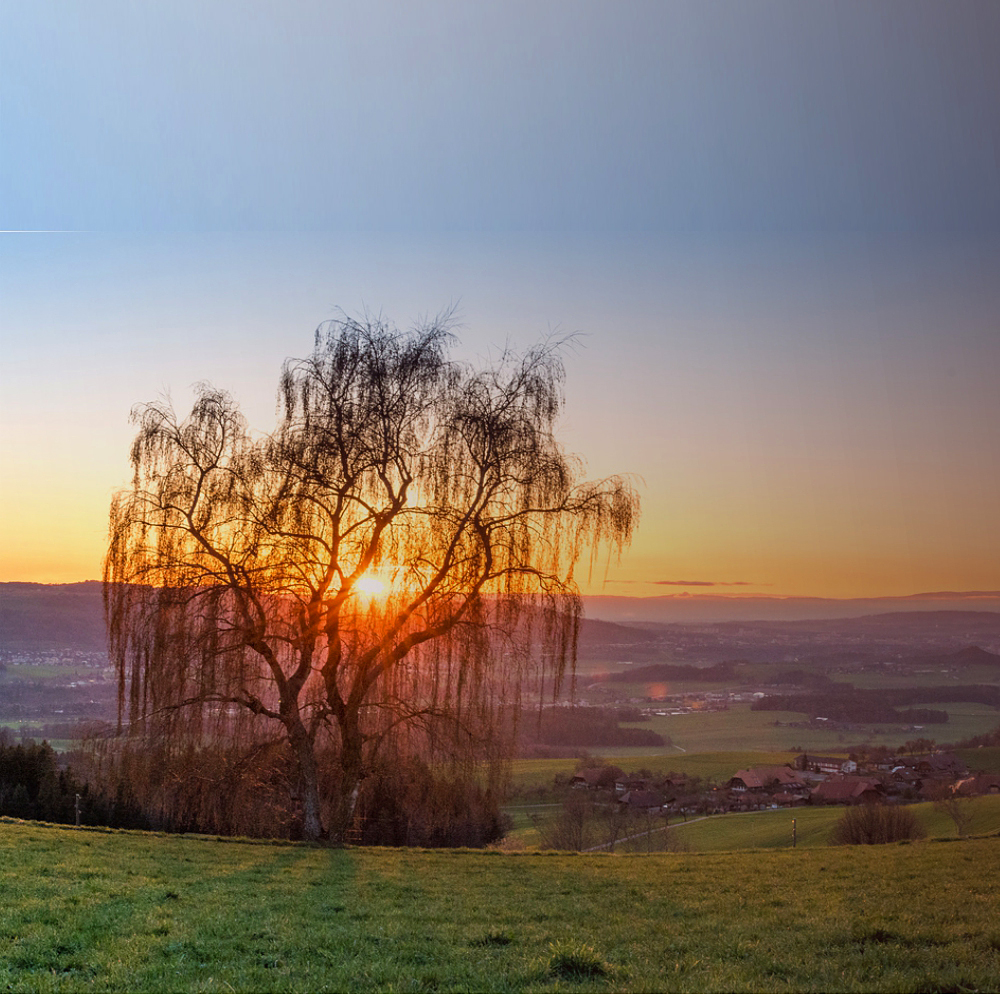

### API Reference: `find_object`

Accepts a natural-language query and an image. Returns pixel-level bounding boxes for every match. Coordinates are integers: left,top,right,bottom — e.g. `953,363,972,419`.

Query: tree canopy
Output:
105,314,638,842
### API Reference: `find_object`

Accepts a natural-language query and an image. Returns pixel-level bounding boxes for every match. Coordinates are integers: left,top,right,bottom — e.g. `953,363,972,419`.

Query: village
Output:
567,750,1000,819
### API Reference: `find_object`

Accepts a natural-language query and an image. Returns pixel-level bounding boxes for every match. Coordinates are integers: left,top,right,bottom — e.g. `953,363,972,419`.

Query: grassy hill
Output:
673,797,1000,852
2,820,999,992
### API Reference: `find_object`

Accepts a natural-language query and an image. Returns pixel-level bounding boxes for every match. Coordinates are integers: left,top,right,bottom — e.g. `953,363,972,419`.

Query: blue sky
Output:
1,2,998,595
4,0,998,232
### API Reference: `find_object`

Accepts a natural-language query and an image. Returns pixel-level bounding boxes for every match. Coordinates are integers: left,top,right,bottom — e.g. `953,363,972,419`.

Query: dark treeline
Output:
768,669,838,686
754,682,1000,724
521,707,666,748
606,663,738,683
753,693,948,723
952,724,1000,749
0,736,147,829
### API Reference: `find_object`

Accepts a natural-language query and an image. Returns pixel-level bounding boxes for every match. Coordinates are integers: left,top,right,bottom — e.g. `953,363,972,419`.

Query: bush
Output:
830,802,924,845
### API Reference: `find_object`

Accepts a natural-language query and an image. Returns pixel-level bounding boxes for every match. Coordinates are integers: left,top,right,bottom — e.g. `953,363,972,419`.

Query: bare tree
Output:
105,314,638,842
932,790,975,838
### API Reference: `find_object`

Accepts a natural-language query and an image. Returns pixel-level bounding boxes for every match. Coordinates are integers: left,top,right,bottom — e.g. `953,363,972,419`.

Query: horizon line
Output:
3,579,999,603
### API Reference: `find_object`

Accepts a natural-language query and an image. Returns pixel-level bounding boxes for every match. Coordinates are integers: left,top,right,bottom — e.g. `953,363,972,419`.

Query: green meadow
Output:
673,796,1000,852
506,788,1000,854
3,819,1000,993
621,700,1000,754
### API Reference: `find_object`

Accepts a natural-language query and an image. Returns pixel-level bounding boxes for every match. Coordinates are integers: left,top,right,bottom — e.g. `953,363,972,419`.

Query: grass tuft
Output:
546,941,609,980
471,929,513,948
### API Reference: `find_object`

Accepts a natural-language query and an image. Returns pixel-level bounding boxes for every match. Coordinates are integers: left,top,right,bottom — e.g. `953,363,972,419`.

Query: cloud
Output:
653,580,754,587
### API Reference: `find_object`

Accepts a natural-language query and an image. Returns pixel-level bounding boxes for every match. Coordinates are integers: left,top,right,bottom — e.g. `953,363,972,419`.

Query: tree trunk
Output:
286,722,323,841
299,759,323,842
328,716,364,846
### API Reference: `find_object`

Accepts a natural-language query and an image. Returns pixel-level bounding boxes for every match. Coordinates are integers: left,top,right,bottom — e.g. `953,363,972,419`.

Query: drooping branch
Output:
104,312,639,842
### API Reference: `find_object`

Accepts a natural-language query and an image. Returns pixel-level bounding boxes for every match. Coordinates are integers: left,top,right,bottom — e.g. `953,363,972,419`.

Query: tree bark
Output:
286,722,323,841
328,716,364,845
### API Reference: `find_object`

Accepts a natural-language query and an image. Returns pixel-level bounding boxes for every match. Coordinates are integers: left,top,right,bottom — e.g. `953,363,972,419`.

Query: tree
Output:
932,789,975,838
105,314,638,843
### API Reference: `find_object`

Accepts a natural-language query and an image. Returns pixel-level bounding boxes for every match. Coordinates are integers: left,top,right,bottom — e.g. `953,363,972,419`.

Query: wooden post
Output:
792,816,796,848
75,793,81,828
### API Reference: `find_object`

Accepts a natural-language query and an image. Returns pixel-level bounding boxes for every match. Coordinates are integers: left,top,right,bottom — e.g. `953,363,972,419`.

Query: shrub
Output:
830,802,924,845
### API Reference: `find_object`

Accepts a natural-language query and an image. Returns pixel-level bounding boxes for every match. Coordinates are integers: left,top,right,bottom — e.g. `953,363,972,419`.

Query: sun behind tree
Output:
104,312,638,843
352,575,387,597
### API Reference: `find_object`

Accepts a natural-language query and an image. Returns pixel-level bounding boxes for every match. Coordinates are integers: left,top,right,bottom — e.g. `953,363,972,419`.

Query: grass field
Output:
959,746,1000,772
672,797,1000,852
3,820,1000,992
507,792,1000,854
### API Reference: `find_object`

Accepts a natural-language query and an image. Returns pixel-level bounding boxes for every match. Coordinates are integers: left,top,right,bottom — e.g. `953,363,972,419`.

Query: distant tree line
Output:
520,707,666,748
750,682,1000,724
952,724,1000,749
606,663,737,683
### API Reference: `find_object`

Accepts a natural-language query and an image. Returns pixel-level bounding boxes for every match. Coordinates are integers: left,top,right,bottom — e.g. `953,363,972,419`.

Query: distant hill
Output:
582,591,1000,623
606,662,737,683
3,581,997,653
743,610,1000,635
576,618,658,646
935,645,1000,667
0,582,106,649
0,582,655,654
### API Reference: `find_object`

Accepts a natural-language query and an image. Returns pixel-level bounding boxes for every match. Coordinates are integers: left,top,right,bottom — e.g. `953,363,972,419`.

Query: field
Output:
506,791,1000,854
616,699,1000,754
673,797,1000,852
579,655,1000,754
3,820,1000,992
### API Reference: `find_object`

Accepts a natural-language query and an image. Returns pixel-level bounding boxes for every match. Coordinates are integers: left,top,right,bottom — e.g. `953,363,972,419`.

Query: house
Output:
771,791,810,808
867,753,900,772
619,789,666,813
898,752,968,778
729,766,804,793
810,779,884,805
794,753,856,775
570,766,624,790
614,776,650,795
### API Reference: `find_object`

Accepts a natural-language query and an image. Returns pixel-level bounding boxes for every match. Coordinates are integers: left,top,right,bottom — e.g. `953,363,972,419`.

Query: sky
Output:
1,1,998,599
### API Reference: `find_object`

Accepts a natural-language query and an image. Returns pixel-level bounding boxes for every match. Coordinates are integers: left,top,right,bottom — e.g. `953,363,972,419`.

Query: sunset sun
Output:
353,574,387,597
